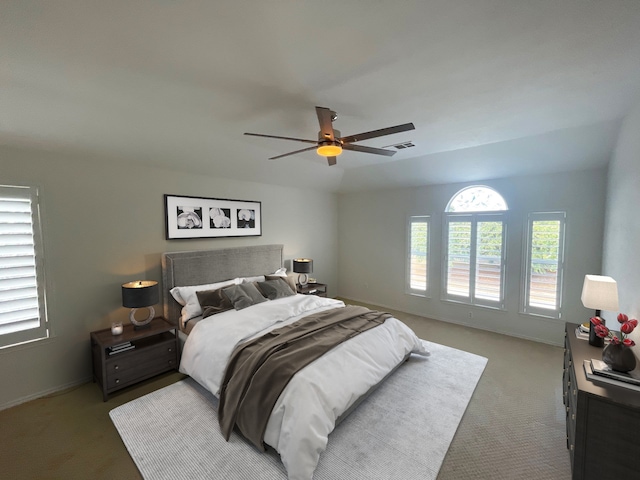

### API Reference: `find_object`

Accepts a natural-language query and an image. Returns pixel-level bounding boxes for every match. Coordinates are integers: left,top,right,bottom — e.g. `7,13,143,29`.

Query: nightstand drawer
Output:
105,339,177,390
106,356,176,390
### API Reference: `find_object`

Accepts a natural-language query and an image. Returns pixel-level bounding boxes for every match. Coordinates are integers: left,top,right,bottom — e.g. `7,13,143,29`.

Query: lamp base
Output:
129,306,155,329
298,273,309,286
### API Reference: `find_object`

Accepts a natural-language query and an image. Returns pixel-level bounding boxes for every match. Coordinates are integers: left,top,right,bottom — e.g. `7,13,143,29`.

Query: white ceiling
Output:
3,1,640,192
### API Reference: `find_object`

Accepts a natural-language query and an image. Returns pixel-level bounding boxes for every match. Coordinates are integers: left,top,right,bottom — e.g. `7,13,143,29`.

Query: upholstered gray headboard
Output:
161,244,284,327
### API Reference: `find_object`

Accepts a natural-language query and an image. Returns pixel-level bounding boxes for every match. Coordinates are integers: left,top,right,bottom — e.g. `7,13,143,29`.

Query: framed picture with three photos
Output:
164,194,262,239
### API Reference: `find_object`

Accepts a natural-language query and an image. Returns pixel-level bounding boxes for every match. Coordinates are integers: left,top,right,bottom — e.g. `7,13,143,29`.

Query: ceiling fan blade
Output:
315,106,335,141
269,146,318,160
339,122,415,144
245,132,317,144
327,156,337,166
343,144,396,157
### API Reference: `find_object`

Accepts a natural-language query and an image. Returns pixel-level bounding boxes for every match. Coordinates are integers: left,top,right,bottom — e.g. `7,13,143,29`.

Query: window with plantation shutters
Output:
407,216,429,295
521,212,566,318
446,219,471,297
444,186,507,309
0,185,48,349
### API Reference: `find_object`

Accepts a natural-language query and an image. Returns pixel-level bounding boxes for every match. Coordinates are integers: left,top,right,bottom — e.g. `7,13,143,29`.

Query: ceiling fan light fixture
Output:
316,141,342,157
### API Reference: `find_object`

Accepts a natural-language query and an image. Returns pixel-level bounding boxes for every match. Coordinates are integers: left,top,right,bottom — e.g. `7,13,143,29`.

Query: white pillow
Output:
170,278,241,323
241,275,266,284
240,268,287,284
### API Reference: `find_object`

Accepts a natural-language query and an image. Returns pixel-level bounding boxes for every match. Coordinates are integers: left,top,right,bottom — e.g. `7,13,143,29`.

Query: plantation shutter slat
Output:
0,186,48,346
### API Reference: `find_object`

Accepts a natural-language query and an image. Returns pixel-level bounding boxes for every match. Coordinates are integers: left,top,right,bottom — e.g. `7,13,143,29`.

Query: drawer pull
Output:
114,365,119,371
570,444,574,451
168,347,173,352
571,414,575,421
573,389,576,396
115,379,120,384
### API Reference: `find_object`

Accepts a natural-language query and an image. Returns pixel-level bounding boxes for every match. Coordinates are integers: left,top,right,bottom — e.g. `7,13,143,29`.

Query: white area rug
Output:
110,341,487,480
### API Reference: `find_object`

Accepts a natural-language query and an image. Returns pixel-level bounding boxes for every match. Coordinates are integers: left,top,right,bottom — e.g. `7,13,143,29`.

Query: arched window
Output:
446,186,508,212
444,186,507,308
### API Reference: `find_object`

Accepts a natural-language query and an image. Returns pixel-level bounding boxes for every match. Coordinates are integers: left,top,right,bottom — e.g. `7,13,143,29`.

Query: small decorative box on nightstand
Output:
90,317,178,401
297,282,327,297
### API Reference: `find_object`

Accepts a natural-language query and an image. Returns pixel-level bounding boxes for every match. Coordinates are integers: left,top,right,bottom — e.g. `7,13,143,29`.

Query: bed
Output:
161,244,428,480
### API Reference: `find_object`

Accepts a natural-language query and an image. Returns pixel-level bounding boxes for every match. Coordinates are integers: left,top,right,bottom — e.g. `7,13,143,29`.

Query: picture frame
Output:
164,194,262,239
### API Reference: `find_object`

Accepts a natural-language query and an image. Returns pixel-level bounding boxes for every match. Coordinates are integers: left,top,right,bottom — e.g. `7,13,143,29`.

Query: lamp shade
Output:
122,280,159,308
293,258,313,274
580,275,619,311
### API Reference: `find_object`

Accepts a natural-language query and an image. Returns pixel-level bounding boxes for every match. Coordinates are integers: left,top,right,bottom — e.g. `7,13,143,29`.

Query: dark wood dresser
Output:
91,317,178,401
563,323,640,479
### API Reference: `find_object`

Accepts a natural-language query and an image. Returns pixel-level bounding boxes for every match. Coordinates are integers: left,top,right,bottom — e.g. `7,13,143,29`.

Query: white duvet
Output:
180,295,428,480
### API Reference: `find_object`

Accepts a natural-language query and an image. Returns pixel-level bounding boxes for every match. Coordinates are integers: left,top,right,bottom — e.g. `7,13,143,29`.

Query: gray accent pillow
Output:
265,274,298,294
257,278,296,300
196,287,234,319
222,282,267,311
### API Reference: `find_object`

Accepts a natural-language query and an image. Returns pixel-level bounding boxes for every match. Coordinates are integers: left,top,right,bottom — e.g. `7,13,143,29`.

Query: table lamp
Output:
293,258,313,286
122,280,160,329
580,274,619,347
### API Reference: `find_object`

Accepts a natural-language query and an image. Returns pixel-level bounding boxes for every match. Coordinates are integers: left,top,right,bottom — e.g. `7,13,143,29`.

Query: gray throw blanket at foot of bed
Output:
218,305,391,449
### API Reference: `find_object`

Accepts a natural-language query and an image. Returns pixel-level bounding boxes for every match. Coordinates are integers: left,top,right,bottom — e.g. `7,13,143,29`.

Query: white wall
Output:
337,168,607,345
0,144,338,409
602,97,640,353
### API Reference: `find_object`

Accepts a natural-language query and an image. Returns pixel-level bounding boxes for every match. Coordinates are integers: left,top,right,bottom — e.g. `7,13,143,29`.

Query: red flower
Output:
621,321,635,334
594,324,610,338
590,317,603,326
592,313,637,345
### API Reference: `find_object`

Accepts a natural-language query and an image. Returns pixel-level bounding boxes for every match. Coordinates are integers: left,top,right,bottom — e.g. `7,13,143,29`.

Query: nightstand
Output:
297,283,327,297
91,317,178,401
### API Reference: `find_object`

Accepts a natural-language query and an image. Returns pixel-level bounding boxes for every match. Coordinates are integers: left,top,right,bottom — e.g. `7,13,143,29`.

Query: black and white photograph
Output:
165,194,261,239
237,208,255,229
176,206,203,230
209,207,231,228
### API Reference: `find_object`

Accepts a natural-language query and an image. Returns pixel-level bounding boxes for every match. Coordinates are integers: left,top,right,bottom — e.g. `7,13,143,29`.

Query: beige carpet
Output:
0,301,571,479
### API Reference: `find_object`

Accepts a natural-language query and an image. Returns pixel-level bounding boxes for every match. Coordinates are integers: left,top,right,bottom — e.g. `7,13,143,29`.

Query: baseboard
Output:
338,296,563,347
0,375,92,412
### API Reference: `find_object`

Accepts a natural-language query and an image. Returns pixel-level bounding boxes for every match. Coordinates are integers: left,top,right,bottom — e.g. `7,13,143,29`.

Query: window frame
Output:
442,211,507,309
406,215,430,297
0,184,49,349
520,211,566,319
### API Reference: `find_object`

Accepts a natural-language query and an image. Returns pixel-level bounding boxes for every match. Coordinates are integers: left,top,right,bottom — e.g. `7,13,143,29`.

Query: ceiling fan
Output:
245,106,415,166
